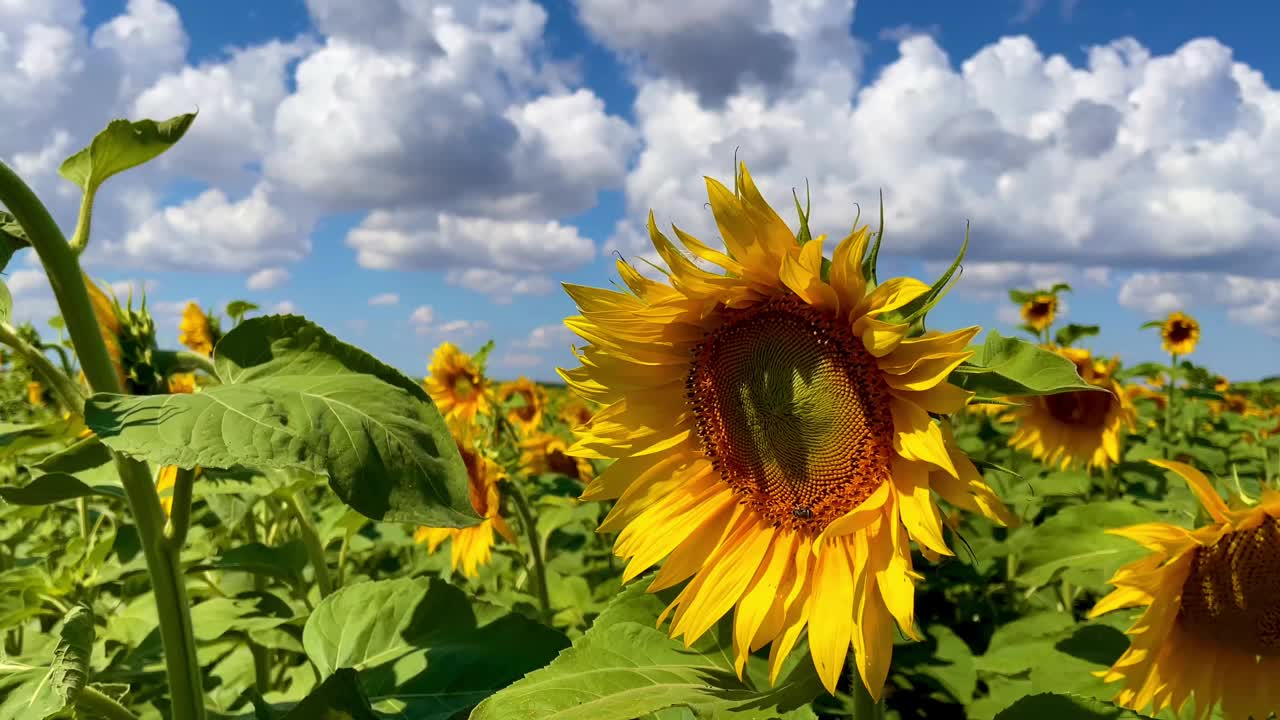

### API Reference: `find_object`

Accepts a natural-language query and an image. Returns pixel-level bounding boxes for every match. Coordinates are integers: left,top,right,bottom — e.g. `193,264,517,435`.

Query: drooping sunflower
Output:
85,274,128,389
557,399,595,429
167,372,197,395
520,431,594,483
1020,293,1057,331
1091,460,1280,720
1161,311,1200,356
178,302,218,357
414,430,516,578
498,377,547,433
561,164,1016,696
26,380,45,407
423,342,492,426
1005,346,1137,470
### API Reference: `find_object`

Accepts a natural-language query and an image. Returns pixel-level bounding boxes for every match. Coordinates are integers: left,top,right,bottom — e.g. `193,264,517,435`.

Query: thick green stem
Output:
0,159,206,720
76,684,140,720
1164,353,1178,454
503,479,552,623
286,490,334,599
69,186,95,255
77,498,90,540
0,321,85,412
163,467,197,548
848,663,884,720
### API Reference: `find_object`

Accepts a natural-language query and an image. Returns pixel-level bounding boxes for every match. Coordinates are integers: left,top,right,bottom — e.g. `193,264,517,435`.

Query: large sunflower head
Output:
561,163,1016,697
1006,346,1136,470
178,302,220,357
1091,460,1280,720
423,342,492,426
1020,293,1057,331
414,430,516,578
498,377,547,433
1161,311,1200,356
520,431,594,483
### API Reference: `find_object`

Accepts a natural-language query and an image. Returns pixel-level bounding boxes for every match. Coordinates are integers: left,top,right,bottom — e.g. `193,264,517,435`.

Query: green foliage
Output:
85,315,480,527
0,211,30,273
1054,323,1100,348
0,604,93,719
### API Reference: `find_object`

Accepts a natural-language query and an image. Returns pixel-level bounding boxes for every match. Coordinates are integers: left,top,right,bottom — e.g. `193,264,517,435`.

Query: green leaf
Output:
58,113,196,191
1047,282,1073,295
1139,320,1164,330
860,191,885,285
186,541,308,582
1008,289,1035,304
975,612,1077,677
471,581,823,720
1009,500,1165,591
0,418,87,461
85,315,478,527
994,692,1153,719
27,436,118,487
1054,324,1100,348
950,331,1110,398
0,211,30,273
303,577,569,719
0,473,125,505
0,604,94,719
190,596,295,642
226,300,258,321
282,668,377,720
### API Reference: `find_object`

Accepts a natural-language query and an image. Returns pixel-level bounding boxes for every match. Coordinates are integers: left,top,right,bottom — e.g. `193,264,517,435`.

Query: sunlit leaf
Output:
950,331,1110,399
0,604,93,719
58,114,196,191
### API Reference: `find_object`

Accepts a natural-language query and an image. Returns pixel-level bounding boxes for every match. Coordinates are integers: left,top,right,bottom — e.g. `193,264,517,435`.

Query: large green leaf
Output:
470,581,822,720
950,331,1111,398
0,474,125,505
27,436,117,487
303,577,569,719
282,668,378,720
0,418,87,461
85,315,478,527
58,114,196,191
0,604,93,719
994,692,1154,719
1009,500,1165,591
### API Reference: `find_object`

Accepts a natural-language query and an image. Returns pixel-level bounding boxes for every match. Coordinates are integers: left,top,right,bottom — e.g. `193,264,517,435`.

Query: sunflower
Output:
423,342,491,426
414,431,516,578
560,164,1016,697
154,466,202,517
1020,293,1057,331
1091,460,1280,719
85,274,128,389
1161,311,1200,356
1005,346,1137,470
1213,375,1230,393
498,377,547,433
178,302,217,356
520,431,594,483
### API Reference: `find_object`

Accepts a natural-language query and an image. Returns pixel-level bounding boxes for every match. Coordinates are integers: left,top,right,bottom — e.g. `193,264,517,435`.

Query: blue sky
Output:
6,0,1280,383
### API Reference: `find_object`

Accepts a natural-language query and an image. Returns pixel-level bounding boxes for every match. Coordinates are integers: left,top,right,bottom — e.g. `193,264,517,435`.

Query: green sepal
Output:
890,221,969,326
1054,324,1099,348
792,179,812,246
1139,320,1164,330
860,190,885,286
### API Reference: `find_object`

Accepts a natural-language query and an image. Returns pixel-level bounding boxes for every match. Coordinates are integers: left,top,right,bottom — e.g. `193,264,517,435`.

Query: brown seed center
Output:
1178,517,1280,655
685,296,894,533
1167,321,1193,344
1039,388,1116,428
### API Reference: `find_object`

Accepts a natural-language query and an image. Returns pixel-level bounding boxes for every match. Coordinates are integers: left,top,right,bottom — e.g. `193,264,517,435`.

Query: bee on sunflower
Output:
423,342,492,426
1004,346,1137,470
560,163,1017,697
414,427,516,578
1091,460,1280,720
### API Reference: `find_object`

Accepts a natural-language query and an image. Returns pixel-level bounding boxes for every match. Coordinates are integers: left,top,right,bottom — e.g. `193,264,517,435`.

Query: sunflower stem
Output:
75,684,140,720
285,488,334,599
504,478,552,624
848,665,884,720
1164,353,1178,455
0,158,205,720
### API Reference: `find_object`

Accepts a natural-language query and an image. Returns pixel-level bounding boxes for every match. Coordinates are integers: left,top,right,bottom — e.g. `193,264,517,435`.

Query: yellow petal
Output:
892,457,953,557
732,529,796,678
1147,459,1230,523
808,537,855,693
829,227,870,313
891,398,959,478
814,482,891,549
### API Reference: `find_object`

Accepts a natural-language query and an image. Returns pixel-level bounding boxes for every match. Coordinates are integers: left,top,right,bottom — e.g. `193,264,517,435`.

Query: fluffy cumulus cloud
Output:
1118,272,1280,336
445,268,554,304
246,267,290,290
348,213,594,272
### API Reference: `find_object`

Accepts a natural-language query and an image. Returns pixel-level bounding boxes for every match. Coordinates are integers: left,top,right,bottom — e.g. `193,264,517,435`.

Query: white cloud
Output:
246,267,290,290
445,268,554,304
519,324,575,350
925,260,1111,301
271,300,298,314
367,293,400,306
409,305,435,325
435,319,488,336
348,213,594,272
605,31,1280,280
114,183,310,271
1117,271,1280,336
497,352,541,368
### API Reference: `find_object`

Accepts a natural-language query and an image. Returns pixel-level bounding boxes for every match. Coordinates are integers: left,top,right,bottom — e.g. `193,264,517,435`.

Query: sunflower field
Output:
1,115,1279,720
